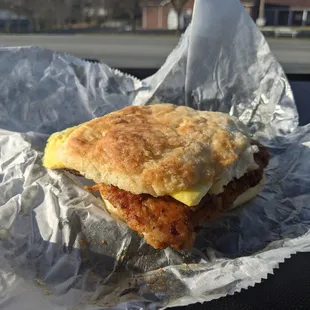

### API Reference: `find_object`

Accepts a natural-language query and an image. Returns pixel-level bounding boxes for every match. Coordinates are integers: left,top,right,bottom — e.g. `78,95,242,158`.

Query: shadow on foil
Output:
194,138,310,258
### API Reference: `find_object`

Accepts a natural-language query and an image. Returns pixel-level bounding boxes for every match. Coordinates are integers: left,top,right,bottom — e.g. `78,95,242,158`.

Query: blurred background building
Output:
264,0,310,26
0,0,309,33
141,0,194,30
141,0,310,29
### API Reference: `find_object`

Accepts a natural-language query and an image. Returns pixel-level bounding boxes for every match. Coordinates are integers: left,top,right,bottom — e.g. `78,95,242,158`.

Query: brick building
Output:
141,0,310,29
142,0,195,30
141,0,260,29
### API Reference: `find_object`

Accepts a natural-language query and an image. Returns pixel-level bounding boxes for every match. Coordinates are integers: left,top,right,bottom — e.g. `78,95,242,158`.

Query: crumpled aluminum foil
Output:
0,0,308,309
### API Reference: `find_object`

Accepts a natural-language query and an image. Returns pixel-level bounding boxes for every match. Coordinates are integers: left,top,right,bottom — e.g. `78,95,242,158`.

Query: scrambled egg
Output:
42,125,78,169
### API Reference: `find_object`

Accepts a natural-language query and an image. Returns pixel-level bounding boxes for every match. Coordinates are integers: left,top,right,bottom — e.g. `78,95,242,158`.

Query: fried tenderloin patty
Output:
88,141,269,250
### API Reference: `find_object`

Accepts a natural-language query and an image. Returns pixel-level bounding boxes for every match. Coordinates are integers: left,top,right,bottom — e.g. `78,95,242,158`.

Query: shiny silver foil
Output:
0,0,307,309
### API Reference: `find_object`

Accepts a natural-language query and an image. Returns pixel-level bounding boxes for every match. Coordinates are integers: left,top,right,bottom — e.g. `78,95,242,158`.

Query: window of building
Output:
278,10,289,26
292,11,303,26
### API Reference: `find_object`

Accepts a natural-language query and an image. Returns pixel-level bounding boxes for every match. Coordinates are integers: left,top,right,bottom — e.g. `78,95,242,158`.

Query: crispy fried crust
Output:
90,142,269,250
59,104,253,196
100,185,195,249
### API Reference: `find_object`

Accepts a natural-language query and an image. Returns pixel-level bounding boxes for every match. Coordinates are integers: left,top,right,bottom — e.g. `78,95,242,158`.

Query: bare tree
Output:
119,0,141,31
104,0,141,31
0,0,57,31
0,0,142,31
53,0,75,29
171,0,189,32
76,0,110,26
69,0,85,24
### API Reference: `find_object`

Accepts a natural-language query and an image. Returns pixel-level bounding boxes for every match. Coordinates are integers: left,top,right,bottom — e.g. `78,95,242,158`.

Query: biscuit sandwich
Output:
43,104,269,250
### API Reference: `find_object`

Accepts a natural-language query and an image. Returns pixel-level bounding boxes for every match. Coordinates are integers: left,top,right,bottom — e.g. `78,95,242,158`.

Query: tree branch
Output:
170,0,188,14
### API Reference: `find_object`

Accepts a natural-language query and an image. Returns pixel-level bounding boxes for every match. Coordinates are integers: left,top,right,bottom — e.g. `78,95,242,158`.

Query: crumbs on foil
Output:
43,289,51,296
35,278,46,286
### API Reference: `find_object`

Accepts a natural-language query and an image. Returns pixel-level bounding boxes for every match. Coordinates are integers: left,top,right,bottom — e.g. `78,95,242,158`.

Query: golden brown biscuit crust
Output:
58,104,251,196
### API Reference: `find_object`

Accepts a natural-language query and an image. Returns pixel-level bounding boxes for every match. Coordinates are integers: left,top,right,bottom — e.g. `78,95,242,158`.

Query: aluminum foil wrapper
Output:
0,0,308,309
